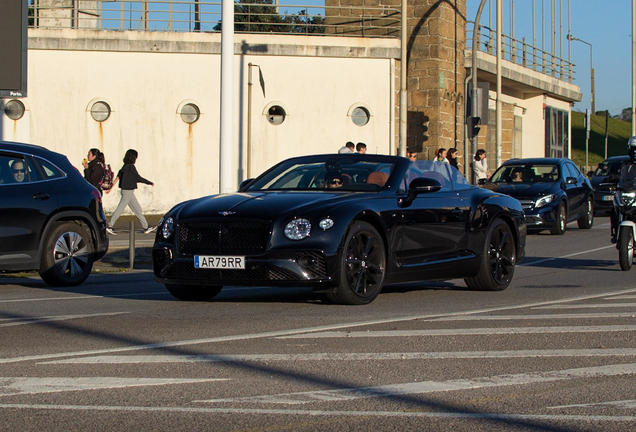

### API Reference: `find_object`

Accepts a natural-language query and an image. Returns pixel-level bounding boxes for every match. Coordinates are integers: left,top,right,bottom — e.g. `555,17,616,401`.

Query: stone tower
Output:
326,0,467,161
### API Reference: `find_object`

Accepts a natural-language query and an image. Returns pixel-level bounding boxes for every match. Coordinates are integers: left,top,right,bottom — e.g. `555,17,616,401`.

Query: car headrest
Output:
367,171,389,187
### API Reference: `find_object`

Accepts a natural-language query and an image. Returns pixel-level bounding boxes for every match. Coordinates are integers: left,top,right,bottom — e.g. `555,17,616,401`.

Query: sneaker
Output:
144,226,157,235
106,226,116,235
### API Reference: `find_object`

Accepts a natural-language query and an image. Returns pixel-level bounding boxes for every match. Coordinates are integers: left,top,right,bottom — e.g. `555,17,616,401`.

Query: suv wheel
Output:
39,221,94,287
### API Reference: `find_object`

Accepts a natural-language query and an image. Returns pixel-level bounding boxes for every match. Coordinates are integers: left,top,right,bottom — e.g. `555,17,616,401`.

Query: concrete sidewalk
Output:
95,214,163,272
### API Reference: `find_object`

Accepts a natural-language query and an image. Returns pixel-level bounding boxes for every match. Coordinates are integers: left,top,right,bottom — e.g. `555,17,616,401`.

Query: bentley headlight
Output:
285,218,311,240
535,194,555,208
161,216,175,239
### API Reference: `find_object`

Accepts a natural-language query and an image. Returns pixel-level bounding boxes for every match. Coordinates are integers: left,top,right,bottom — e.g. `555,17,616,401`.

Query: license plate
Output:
603,195,614,201
195,255,245,269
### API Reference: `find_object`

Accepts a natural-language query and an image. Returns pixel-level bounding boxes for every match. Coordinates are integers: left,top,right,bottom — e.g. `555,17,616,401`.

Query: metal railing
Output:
28,0,400,38
467,22,574,83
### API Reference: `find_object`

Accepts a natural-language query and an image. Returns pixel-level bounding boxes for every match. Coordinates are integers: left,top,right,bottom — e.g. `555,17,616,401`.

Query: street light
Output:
566,33,595,114
567,33,594,171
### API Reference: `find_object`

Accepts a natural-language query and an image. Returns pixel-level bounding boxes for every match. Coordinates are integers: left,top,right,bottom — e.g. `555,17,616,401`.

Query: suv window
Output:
35,156,65,180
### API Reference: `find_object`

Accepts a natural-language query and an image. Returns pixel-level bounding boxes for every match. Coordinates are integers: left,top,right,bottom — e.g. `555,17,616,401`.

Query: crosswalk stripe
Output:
38,348,636,364
196,363,636,405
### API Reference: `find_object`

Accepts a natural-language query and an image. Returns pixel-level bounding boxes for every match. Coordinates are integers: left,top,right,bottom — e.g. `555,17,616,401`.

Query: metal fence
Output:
467,22,574,83
28,0,401,37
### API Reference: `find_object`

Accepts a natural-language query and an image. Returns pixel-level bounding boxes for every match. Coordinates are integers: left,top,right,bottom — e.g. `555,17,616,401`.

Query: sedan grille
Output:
177,220,271,256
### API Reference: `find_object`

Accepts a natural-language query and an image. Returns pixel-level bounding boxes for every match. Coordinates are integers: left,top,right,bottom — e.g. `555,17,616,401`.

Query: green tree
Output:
288,9,325,34
214,0,290,33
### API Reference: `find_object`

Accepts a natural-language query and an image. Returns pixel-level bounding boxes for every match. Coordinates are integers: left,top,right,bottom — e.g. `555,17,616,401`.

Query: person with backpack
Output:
82,148,105,194
105,149,156,235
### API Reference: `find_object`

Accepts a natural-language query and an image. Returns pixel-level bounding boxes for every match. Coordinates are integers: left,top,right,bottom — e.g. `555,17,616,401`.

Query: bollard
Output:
129,220,135,269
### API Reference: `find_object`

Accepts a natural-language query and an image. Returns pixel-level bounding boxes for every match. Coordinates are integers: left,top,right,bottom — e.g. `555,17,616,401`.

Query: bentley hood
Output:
175,191,362,221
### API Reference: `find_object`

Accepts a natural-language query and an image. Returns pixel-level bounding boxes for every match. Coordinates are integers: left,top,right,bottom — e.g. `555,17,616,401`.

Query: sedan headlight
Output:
161,216,175,239
535,194,555,208
285,218,311,240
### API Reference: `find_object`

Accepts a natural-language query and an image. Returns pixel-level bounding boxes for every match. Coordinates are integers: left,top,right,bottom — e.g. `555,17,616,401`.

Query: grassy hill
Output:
571,111,632,168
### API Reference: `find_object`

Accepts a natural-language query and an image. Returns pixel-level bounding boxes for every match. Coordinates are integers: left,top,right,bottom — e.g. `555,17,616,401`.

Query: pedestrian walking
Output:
105,149,156,235
82,148,105,193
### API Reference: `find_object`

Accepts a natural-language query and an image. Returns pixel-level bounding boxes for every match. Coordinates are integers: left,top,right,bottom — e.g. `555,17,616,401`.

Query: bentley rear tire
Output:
465,218,515,291
328,221,386,305
166,284,223,301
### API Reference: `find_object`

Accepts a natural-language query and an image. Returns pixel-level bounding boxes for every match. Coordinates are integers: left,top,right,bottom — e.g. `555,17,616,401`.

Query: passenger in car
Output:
10,160,27,183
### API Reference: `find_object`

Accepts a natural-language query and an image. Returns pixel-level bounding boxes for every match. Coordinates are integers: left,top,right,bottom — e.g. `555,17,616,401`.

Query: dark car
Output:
590,155,630,212
0,141,108,286
152,154,526,305
484,158,594,235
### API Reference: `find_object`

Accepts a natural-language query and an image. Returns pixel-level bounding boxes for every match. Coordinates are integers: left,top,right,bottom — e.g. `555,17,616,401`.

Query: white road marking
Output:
606,296,636,300
0,292,168,303
0,404,634,422
0,377,227,397
429,313,636,321
2,287,636,365
277,325,636,339
534,303,636,309
550,400,636,409
520,245,615,266
39,348,636,365
0,312,128,327
197,363,636,405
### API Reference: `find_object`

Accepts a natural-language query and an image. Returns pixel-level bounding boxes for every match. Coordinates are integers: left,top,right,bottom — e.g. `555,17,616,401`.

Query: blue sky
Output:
468,0,633,116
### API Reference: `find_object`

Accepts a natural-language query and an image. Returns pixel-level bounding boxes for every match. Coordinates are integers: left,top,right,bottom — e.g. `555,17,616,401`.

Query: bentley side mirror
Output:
478,178,487,185
406,177,442,200
238,178,254,191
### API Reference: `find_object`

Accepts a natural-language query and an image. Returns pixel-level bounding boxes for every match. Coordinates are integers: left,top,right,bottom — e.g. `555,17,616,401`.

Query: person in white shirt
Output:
472,149,489,184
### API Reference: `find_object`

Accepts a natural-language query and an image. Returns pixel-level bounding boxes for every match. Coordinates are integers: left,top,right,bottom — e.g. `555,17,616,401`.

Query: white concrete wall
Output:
1,30,398,215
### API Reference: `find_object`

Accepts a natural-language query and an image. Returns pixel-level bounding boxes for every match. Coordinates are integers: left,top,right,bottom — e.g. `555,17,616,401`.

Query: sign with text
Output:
0,0,28,97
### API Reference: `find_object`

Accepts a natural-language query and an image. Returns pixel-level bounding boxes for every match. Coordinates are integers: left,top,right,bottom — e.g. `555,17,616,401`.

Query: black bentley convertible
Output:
152,154,526,305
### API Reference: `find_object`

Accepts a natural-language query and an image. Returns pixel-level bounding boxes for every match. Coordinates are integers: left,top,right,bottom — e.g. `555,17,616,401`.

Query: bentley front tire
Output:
39,221,94,287
329,221,386,305
166,284,223,301
465,219,515,291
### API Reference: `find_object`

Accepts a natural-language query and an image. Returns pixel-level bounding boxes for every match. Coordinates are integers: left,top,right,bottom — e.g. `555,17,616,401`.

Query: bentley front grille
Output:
177,220,271,256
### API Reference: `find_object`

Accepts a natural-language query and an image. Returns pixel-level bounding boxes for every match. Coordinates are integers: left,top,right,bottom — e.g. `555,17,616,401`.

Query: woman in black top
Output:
82,148,105,193
105,149,156,235
447,148,459,169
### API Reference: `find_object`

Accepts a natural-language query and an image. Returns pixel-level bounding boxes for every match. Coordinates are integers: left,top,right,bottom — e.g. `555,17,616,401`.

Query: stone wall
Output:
327,0,466,165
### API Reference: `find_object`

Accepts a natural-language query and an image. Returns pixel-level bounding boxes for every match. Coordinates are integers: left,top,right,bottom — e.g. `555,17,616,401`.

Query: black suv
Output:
484,158,594,235
0,141,108,286
590,155,630,213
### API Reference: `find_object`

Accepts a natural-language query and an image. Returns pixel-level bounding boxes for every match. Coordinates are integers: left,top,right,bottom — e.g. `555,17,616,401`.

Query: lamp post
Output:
567,33,594,171
566,33,594,114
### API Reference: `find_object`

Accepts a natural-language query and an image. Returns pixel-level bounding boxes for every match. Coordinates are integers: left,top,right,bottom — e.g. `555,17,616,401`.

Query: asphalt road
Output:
1,215,635,431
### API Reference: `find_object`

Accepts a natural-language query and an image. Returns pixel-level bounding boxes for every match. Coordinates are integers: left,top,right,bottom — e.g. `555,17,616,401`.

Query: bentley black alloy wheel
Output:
329,221,386,305
465,218,515,291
